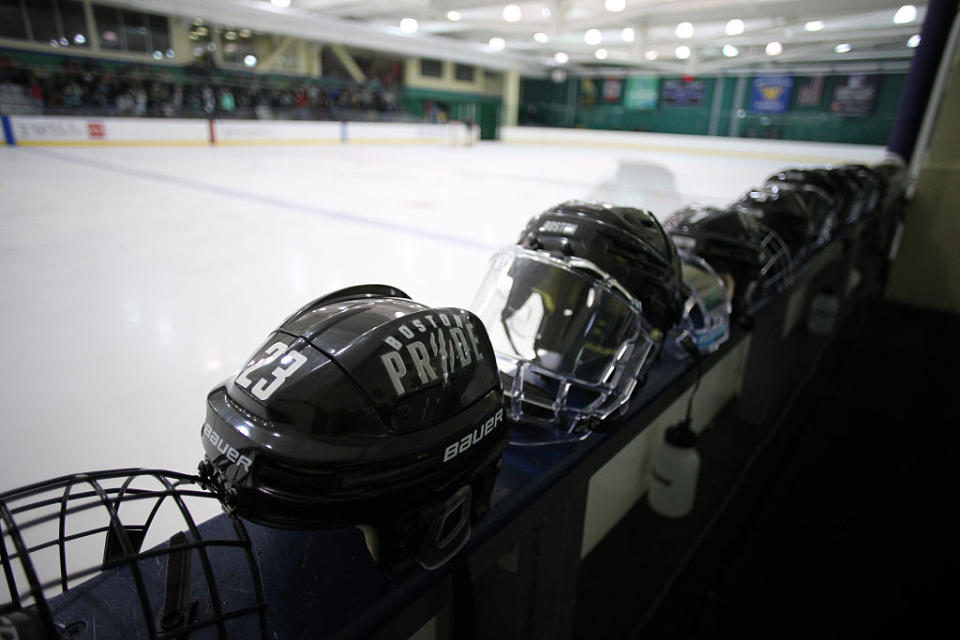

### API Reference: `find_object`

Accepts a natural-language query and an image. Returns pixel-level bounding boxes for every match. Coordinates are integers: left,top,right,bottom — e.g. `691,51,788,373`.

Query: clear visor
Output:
472,247,656,434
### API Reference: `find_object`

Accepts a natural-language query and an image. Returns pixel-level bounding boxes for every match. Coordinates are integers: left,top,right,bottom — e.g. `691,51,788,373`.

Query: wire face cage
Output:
0,469,267,640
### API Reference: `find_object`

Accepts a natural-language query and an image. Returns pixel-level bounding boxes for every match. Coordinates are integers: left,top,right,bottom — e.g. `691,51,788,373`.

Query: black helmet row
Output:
197,155,905,574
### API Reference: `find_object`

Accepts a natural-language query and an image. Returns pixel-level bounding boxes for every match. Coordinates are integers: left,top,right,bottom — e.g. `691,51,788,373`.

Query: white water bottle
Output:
648,421,700,518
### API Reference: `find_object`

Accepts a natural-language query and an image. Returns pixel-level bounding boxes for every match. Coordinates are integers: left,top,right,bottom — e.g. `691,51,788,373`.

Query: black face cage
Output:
0,469,267,640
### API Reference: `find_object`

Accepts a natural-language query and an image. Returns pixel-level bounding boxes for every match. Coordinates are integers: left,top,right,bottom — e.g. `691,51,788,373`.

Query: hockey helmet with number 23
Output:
199,284,507,575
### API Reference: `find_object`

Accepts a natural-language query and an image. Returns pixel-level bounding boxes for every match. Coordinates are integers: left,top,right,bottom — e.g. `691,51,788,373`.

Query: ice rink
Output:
0,138,885,497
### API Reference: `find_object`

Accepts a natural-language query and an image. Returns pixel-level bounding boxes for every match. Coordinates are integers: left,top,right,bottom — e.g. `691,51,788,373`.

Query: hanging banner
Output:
623,77,659,110
750,76,794,113
603,78,622,103
661,79,704,106
830,75,881,116
796,75,825,107
580,78,598,106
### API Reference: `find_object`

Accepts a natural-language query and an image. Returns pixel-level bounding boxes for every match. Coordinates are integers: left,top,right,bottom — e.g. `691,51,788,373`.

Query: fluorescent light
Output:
270,0,290,8
503,4,522,22
585,29,603,45
894,5,917,24
907,34,921,47
489,37,506,51
534,32,548,43
644,49,658,61
622,27,635,42
595,48,609,60
447,11,461,22
400,18,418,33
675,45,691,60
725,19,744,36
605,0,626,12
805,20,825,31
676,22,694,39
722,44,739,57
554,51,569,64
244,54,257,67
765,41,783,56
835,43,851,53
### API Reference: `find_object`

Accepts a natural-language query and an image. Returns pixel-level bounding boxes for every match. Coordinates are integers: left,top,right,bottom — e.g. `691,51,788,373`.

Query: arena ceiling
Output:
116,0,927,74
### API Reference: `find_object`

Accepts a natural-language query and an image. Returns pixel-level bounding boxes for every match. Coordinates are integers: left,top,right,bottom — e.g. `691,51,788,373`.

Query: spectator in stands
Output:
201,85,215,116
29,77,44,111
219,87,236,116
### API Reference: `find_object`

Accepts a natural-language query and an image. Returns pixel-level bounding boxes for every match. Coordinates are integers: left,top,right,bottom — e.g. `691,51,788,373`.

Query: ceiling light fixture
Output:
605,0,626,12
595,48,609,60
893,5,917,24
447,11,461,22
804,20,825,31
534,32,548,43
765,41,783,55
622,27,635,42
554,51,569,64
675,45,691,59
722,44,739,57
489,37,506,51
644,49,658,61
676,22,694,39
399,18,418,33
907,34,921,47
725,19,744,36
270,0,290,8
835,43,851,53
503,4,522,22
585,29,603,45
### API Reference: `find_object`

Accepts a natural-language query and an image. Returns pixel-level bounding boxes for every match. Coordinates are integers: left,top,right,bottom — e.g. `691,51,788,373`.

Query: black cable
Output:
679,334,702,425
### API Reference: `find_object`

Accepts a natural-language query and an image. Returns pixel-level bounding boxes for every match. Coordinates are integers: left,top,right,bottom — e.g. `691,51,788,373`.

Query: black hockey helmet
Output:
199,285,507,573
837,164,885,218
664,204,793,318
733,184,831,258
472,201,685,437
766,167,849,227
516,200,686,331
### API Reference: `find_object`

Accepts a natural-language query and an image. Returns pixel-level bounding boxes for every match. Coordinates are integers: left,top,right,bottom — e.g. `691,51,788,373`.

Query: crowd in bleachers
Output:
0,53,407,121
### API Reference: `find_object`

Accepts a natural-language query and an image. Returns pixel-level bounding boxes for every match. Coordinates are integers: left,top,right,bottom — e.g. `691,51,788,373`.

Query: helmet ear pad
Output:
362,462,500,575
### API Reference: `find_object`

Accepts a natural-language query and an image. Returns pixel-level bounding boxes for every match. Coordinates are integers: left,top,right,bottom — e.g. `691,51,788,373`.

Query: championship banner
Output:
750,76,794,113
623,77,659,110
796,75,825,107
580,78,598,106
830,75,881,116
661,79,704,106
603,78,622,103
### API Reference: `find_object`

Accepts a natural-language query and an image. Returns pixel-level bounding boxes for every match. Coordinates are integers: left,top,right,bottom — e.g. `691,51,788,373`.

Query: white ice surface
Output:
0,139,885,492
